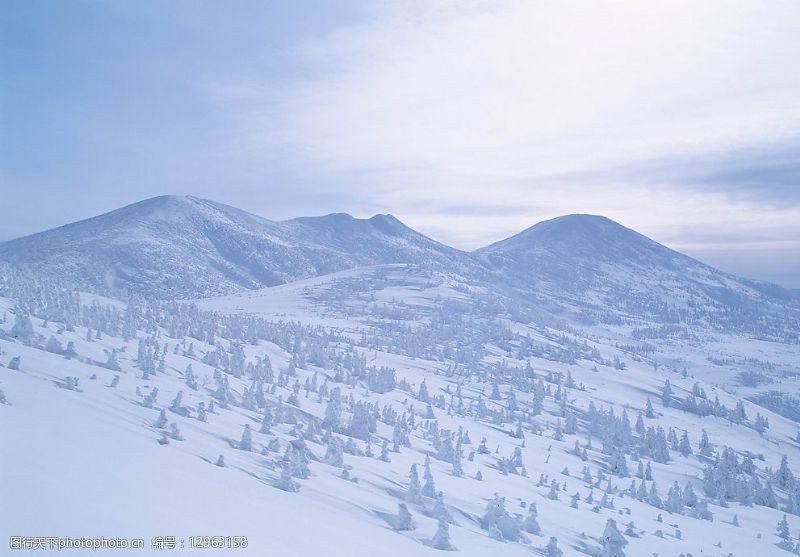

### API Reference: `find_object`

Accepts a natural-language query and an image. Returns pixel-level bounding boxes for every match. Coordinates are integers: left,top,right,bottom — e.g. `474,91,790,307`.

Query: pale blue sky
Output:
2,1,799,287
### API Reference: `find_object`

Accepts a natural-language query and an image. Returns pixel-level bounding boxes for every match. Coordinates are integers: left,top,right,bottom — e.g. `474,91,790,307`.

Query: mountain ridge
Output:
0,195,483,299
0,196,797,340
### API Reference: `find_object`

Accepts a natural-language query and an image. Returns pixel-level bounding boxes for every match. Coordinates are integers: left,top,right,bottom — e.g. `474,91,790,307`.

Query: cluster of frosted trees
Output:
3,263,800,554
7,271,795,518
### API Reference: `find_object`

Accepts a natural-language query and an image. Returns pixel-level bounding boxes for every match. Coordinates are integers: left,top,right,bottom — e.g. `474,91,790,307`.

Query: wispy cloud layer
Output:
210,0,800,284
3,1,799,286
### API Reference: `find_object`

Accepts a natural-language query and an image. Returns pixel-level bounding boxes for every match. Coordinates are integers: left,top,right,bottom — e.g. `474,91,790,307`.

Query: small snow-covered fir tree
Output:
170,390,183,410
395,503,415,531
699,429,713,456
775,455,795,490
407,464,423,504
661,379,673,407
431,492,455,524
679,430,693,457
665,481,683,514
379,440,391,462
548,480,559,500
600,518,627,557
259,407,273,433
431,519,452,550
777,514,792,549
276,462,299,492
184,364,198,390
682,482,697,508
544,537,563,557
481,493,520,541
169,422,183,441
324,438,344,467
422,456,437,497
522,502,541,535
239,424,252,451
645,397,655,418
154,408,168,429
609,447,629,477
452,442,464,477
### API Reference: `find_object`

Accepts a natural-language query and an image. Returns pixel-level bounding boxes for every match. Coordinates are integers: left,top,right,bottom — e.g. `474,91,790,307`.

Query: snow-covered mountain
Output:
476,214,799,340
0,196,481,299
2,199,797,340
2,201,800,556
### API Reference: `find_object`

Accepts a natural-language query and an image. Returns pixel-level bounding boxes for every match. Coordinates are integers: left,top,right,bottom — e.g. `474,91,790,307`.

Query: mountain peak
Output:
288,212,414,238
126,194,195,211
477,213,644,257
474,211,717,303
516,213,632,240
545,213,620,228
85,195,233,227
368,213,401,224
0,197,479,298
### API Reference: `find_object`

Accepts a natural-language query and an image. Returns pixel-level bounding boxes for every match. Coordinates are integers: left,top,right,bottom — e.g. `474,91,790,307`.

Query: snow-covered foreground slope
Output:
2,264,800,556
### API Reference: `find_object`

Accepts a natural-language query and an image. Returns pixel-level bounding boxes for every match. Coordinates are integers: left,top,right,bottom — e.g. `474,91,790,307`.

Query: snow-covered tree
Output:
431,492,455,524
154,408,168,429
276,461,299,492
431,519,452,550
169,422,183,441
395,503,415,531
679,430,693,457
522,502,541,535
481,494,520,542
609,447,629,477
422,456,437,498
776,514,792,550
544,537,563,557
407,464,423,504
239,424,252,451
324,438,344,467
600,518,627,557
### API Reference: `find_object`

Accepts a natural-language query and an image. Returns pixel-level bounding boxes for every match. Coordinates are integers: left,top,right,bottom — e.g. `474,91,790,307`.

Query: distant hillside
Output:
0,196,481,299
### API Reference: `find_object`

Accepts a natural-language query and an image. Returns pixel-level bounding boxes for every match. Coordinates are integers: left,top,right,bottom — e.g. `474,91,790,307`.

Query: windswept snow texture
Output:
1,199,800,557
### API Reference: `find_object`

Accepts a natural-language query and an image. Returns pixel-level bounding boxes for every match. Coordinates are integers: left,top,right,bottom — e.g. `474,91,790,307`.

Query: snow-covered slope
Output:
285,213,484,280
0,196,481,299
2,264,800,557
476,214,800,340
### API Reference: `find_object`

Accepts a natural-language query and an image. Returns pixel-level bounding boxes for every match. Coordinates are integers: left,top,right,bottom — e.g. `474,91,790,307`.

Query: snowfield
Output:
1,200,800,556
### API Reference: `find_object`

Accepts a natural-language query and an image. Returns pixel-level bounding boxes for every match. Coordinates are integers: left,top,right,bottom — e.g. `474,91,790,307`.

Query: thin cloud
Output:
211,0,800,285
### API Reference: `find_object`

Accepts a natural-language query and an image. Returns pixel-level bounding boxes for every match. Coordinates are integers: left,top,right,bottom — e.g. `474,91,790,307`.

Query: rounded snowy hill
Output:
476,214,799,337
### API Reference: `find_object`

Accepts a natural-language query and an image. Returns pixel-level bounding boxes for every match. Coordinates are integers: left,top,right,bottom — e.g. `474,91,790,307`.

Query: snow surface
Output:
2,262,800,556
1,201,800,556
